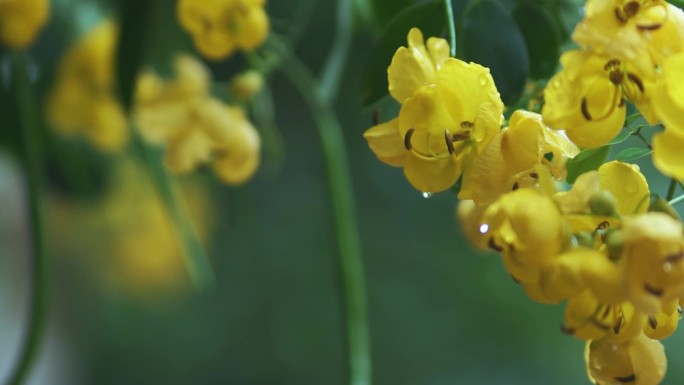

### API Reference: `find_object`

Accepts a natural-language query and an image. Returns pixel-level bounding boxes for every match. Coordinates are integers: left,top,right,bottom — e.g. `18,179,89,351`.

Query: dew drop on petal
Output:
664,262,673,273
479,75,488,86
422,191,433,199
479,224,489,234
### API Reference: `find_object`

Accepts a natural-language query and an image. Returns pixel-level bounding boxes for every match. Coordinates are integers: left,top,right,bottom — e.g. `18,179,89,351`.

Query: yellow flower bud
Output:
230,70,264,100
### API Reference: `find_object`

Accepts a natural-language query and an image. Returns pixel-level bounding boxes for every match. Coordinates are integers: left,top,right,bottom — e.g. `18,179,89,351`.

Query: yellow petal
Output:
363,118,406,167
599,161,650,216
403,152,461,193
387,28,437,103
653,129,684,180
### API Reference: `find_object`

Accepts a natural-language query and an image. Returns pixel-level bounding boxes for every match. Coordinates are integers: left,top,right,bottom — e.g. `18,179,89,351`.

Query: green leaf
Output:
545,0,584,40
512,1,561,79
361,1,447,108
566,145,611,184
372,0,416,26
462,0,529,105
615,147,652,162
608,129,632,145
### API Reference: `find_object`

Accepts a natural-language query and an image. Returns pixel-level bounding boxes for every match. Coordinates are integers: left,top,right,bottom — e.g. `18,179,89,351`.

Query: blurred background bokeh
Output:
2,0,684,384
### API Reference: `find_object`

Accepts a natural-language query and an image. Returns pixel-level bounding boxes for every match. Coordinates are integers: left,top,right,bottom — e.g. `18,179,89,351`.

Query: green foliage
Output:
371,0,416,27
566,145,611,184
462,0,529,105
512,1,561,79
615,147,653,162
361,1,446,108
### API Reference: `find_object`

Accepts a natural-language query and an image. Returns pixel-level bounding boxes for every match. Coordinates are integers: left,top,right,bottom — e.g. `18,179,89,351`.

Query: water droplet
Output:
664,262,673,273
479,76,488,86
479,224,489,234
422,191,433,199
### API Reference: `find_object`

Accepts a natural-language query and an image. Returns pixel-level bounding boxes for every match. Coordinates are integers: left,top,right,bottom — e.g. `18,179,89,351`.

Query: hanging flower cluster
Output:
177,0,269,61
364,0,684,382
134,54,261,185
0,0,49,48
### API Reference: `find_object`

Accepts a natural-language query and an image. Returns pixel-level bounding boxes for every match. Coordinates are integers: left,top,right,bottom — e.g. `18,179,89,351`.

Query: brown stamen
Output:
404,128,415,150
624,1,640,17
609,70,624,85
613,316,623,334
372,108,381,126
665,249,684,263
644,283,664,297
648,316,658,329
560,324,575,335
488,238,503,252
452,131,471,141
460,121,474,129
596,221,610,231
512,182,519,191
590,318,610,331
529,172,539,179
637,22,663,31
614,374,636,383
581,98,592,120
444,130,455,154
626,72,644,93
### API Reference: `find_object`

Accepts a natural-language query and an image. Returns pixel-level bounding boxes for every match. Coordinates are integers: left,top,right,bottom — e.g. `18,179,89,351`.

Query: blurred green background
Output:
2,0,684,384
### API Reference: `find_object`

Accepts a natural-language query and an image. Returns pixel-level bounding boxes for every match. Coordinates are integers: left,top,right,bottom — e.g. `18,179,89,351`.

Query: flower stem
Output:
267,36,371,385
444,0,457,57
669,194,684,207
320,0,353,100
667,178,677,201
7,52,49,385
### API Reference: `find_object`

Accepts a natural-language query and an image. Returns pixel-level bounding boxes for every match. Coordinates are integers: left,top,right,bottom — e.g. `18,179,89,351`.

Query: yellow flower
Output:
556,161,650,233
364,29,503,193
622,212,684,315
573,0,684,78
0,0,49,48
134,54,261,185
651,52,684,179
456,200,489,251
542,50,656,148
585,332,666,385
46,20,128,152
565,290,644,341
177,0,269,60
459,110,578,206
480,188,567,285
387,28,450,103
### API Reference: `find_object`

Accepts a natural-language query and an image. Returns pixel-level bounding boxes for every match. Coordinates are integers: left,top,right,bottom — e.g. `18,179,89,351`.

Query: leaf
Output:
462,0,529,105
361,1,447,108
566,145,611,184
371,0,416,26
512,1,562,79
545,0,584,39
608,129,632,145
615,147,652,162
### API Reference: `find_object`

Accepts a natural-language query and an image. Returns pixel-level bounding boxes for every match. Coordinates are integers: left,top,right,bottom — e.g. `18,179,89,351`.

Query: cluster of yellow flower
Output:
0,0,49,48
135,54,261,185
45,17,261,185
364,0,684,383
177,0,269,61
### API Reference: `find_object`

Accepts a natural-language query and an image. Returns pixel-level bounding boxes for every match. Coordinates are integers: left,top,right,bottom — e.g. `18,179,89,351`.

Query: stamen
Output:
609,70,624,85
615,7,628,23
581,98,592,120
665,249,684,263
596,221,610,231
372,108,381,126
444,130,455,154
624,1,640,17
460,121,474,129
601,305,611,319
637,22,663,30
614,374,636,383
510,275,521,284
604,59,621,70
648,316,658,329
644,283,664,297
529,172,539,179
613,316,623,334
626,72,644,93
512,182,519,191
488,238,503,252
590,318,610,331
452,131,471,141
404,128,415,150
560,324,575,335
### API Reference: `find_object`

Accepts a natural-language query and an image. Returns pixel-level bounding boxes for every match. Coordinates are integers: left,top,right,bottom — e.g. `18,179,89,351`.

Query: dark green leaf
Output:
566,145,611,184
513,1,561,79
462,0,529,105
615,147,652,162
361,1,447,108
545,0,583,40
372,0,416,26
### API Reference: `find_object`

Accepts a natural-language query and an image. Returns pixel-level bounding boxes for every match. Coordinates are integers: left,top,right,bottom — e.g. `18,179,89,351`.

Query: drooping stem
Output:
320,0,353,100
6,52,49,385
669,194,684,207
444,0,457,57
267,36,371,385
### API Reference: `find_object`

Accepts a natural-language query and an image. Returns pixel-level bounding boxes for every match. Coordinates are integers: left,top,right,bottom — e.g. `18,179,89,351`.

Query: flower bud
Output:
604,228,624,262
589,190,618,217
648,198,681,222
230,70,264,100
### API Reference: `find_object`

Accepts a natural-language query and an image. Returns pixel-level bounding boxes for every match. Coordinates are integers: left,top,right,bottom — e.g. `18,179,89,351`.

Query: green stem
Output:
267,37,371,385
635,131,653,149
669,194,684,207
139,141,216,289
320,0,353,101
7,52,49,385
667,178,677,201
444,0,457,57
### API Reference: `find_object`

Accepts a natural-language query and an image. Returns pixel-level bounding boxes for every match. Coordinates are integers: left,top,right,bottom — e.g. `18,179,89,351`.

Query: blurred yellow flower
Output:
585,332,666,385
0,0,49,48
46,20,128,152
230,69,264,100
573,0,684,78
177,0,269,60
542,50,657,148
364,28,503,193
135,54,261,185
